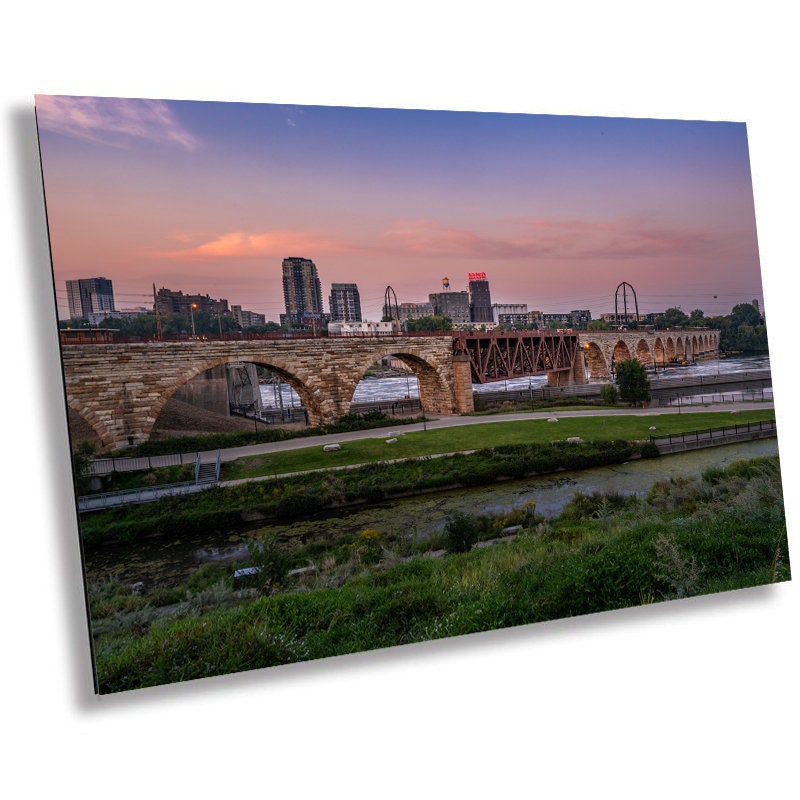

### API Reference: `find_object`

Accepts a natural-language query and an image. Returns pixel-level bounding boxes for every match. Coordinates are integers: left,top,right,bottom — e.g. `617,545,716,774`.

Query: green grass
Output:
92,455,788,693
222,410,775,480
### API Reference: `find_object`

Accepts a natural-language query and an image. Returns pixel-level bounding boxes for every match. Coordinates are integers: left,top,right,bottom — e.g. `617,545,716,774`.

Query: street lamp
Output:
417,373,427,431
190,303,197,337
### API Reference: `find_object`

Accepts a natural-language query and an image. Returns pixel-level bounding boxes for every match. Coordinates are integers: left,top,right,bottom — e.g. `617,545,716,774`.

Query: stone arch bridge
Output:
578,329,719,379
61,335,474,451
60,328,718,451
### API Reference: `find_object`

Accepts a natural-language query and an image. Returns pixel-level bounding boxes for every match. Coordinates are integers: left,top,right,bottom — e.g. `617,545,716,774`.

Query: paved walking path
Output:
79,402,775,511
211,401,776,463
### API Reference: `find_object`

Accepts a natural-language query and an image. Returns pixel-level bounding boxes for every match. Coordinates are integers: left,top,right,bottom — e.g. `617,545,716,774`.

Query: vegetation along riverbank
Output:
91,455,788,693
80,438,648,545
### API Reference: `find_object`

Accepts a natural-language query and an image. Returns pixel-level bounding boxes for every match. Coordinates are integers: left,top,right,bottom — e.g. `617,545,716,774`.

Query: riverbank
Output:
80,439,647,545
91,454,789,693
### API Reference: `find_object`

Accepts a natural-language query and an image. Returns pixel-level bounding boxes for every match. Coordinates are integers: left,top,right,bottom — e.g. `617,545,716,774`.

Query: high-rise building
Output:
329,283,362,322
429,291,471,324
66,277,115,319
468,272,493,323
281,257,324,326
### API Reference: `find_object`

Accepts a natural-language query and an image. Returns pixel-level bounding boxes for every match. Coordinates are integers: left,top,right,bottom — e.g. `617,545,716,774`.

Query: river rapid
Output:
83,436,780,591
260,353,771,408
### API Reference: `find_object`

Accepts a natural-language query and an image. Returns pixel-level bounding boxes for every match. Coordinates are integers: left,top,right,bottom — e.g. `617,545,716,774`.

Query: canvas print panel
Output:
35,95,789,694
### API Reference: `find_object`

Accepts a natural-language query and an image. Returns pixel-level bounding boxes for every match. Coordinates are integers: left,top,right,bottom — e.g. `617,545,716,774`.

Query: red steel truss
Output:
452,330,579,383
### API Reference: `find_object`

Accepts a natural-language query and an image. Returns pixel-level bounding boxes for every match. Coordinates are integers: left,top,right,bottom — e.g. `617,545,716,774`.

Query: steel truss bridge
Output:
452,330,579,383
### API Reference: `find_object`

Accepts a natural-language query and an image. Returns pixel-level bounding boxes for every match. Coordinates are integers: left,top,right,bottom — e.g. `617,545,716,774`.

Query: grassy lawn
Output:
221,409,775,480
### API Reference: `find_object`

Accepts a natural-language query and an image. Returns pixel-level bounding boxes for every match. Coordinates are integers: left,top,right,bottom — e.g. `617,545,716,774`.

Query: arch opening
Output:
583,341,608,380
148,357,323,438
612,340,632,372
635,339,653,368
350,350,454,416
654,337,666,368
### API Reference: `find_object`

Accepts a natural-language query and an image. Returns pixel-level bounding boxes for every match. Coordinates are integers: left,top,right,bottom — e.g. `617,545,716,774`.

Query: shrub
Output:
442,511,480,554
600,384,619,405
639,442,660,459
247,535,290,592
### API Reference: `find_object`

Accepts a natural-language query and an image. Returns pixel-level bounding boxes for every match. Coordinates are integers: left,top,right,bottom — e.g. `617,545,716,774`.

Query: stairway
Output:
195,451,221,485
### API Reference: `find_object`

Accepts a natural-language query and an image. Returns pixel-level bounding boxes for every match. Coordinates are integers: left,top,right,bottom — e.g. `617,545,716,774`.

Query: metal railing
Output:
658,389,772,407
89,451,202,475
77,481,204,512
649,418,777,447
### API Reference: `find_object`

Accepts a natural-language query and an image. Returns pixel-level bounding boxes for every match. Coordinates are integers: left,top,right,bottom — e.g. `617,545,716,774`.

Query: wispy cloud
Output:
35,95,199,150
382,218,719,261
155,230,355,260
154,217,720,264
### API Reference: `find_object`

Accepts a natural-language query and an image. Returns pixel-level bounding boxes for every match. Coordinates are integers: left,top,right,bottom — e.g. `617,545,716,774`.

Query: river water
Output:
83,436,780,591
259,353,771,408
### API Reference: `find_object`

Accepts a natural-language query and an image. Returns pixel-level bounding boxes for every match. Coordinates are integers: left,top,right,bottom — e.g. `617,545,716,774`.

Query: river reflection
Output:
83,437,780,590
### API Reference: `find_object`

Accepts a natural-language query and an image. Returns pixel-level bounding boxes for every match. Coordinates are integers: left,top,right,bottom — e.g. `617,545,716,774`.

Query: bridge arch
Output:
349,348,455,415
654,337,666,367
635,338,653,367
67,396,121,451
582,341,607,380
613,340,632,367
149,355,325,436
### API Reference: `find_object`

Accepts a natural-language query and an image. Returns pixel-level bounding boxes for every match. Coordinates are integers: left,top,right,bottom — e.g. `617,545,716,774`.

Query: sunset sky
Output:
36,95,764,322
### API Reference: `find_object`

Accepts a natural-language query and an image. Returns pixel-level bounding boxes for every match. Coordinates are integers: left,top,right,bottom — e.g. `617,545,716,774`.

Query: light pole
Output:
417,373,426,431
190,303,197,337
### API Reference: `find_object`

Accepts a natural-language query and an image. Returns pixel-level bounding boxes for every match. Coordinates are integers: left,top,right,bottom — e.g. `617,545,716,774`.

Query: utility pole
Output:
153,283,162,340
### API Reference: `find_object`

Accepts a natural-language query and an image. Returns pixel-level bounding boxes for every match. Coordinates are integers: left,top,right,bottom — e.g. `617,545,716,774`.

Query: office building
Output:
66,277,115,319
282,256,324,326
329,283,362,322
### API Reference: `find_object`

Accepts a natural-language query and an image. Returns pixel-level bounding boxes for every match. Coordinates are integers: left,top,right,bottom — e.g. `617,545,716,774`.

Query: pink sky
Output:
36,96,764,320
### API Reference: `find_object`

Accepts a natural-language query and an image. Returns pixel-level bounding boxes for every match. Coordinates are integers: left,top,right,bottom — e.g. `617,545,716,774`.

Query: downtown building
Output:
281,257,325,327
231,305,266,329
328,283,362,322
155,287,229,317
66,277,115,320
397,301,434,323
492,303,528,324
428,290,471,325
468,273,493,323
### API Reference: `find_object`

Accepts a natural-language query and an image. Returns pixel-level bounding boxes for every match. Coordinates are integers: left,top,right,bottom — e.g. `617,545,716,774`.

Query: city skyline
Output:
37,96,765,321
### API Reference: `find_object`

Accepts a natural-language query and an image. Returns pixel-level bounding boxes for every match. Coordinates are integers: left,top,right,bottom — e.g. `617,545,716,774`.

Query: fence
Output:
89,451,203,476
649,418,777,448
658,388,772,407
77,481,204,512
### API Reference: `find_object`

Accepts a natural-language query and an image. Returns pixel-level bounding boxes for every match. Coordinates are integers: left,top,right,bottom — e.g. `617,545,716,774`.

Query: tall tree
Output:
615,358,651,406
405,315,453,331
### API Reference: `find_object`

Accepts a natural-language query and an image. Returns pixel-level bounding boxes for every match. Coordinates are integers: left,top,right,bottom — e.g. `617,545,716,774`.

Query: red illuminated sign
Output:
468,272,487,281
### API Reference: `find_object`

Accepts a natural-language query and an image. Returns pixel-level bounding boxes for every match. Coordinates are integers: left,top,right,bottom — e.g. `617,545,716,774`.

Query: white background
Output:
2,2,798,797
